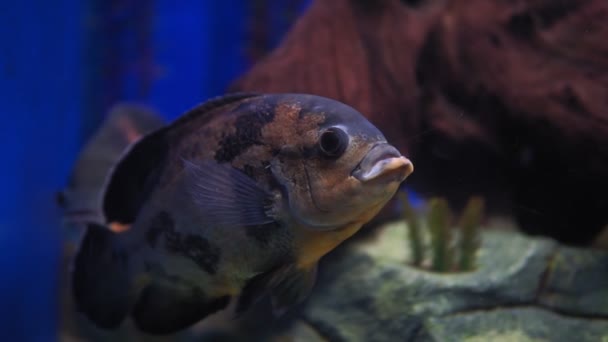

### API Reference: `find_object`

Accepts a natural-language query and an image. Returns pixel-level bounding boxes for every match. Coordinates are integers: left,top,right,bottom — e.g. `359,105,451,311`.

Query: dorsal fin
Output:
101,92,262,224
170,92,261,129
102,129,168,224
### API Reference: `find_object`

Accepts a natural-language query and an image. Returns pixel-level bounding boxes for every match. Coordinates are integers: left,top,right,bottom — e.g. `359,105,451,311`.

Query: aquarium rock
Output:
286,222,608,342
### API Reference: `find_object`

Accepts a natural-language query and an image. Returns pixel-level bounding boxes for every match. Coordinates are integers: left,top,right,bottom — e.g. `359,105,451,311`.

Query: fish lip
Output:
352,143,414,182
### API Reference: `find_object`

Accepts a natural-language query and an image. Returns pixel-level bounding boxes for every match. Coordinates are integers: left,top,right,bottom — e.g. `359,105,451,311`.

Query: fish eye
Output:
319,127,348,158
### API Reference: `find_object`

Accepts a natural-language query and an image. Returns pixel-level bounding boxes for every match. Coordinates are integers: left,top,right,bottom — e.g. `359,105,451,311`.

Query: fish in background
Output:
56,103,166,341
57,103,166,230
71,93,414,335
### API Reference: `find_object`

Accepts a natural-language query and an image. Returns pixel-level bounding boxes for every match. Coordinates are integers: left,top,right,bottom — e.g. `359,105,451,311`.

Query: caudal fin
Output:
72,223,137,329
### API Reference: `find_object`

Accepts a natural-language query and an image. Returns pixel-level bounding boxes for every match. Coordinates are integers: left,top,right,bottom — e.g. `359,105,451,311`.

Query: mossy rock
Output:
419,308,608,342
289,222,608,342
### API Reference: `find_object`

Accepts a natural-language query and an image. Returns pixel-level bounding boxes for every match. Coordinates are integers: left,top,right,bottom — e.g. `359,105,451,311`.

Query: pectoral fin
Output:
183,159,276,227
236,264,317,317
269,264,318,317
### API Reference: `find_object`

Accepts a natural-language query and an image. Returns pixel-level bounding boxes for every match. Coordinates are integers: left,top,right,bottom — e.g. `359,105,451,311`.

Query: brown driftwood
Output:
231,0,608,245
233,0,442,154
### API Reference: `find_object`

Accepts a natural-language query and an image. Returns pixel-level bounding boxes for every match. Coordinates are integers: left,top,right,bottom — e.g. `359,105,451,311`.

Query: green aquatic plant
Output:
400,192,424,267
458,196,484,271
400,192,485,273
428,198,454,272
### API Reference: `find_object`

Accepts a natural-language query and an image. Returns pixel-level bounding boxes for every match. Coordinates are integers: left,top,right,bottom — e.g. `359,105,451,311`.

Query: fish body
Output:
73,93,413,334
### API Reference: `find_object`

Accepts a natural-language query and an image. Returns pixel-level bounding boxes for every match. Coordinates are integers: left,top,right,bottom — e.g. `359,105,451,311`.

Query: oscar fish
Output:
72,93,414,335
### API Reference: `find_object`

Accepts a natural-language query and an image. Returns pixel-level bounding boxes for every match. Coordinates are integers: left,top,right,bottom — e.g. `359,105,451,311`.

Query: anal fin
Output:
132,283,231,335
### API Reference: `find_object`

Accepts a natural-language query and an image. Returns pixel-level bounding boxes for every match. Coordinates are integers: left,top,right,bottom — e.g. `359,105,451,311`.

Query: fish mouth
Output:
352,143,414,182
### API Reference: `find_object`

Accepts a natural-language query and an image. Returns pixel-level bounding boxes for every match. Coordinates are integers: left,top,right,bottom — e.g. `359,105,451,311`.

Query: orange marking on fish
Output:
116,116,142,143
261,102,324,147
109,222,131,233
295,201,387,268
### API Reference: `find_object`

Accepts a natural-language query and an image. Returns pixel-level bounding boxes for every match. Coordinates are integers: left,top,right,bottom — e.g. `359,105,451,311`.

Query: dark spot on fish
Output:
181,235,221,274
132,283,231,334
246,221,283,248
215,102,276,163
270,147,282,157
242,164,255,178
164,227,182,252
301,145,318,159
162,225,221,274
146,211,175,248
103,128,169,224
143,261,182,283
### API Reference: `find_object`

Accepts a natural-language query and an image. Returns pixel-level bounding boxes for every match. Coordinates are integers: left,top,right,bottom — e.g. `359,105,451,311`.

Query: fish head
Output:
265,94,413,230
